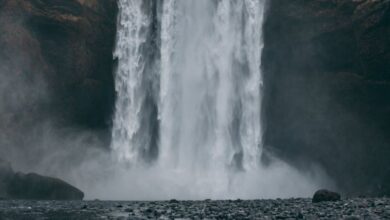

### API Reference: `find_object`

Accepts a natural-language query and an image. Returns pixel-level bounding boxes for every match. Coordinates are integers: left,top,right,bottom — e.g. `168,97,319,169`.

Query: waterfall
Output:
113,0,264,170
109,0,322,200
112,0,159,163
158,0,265,177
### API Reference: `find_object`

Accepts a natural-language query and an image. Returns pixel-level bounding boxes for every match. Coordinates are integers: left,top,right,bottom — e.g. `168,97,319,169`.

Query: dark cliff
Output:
0,0,117,128
263,0,390,196
0,0,117,178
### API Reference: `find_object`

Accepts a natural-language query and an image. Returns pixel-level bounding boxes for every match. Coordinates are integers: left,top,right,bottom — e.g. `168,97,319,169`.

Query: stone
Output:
6,172,84,200
1,159,84,200
169,199,179,203
313,189,341,203
343,216,360,220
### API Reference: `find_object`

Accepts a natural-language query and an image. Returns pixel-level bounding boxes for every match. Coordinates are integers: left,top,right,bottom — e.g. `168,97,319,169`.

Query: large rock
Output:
5,172,84,200
312,189,341,203
0,159,84,200
263,0,390,196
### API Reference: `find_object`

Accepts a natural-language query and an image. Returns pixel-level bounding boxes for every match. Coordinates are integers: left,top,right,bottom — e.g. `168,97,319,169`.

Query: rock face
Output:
0,0,116,199
0,0,117,128
263,0,390,196
0,0,118,176
312,189,341,203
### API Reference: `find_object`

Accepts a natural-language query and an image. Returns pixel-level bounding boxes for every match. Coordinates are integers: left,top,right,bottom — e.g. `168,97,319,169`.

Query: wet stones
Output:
0,198,389,219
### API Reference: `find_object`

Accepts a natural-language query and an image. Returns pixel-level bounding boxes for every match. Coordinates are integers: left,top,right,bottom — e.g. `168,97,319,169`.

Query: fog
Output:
72,155,332,200
0,66,333,200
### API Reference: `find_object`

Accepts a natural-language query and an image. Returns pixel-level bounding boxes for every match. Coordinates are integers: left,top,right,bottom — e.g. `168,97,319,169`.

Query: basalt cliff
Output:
263,0,390,196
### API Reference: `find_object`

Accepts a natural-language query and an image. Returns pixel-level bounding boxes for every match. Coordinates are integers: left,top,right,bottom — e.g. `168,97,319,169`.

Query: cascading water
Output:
159,0,264,174
109,0,324,200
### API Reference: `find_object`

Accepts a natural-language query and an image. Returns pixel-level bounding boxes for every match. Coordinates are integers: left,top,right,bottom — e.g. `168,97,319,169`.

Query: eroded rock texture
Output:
0,0,118,173
263,0,390,196
0,0,117,128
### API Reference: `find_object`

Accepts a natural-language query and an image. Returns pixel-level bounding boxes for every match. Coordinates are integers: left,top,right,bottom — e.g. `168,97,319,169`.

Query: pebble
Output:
0,198,388,219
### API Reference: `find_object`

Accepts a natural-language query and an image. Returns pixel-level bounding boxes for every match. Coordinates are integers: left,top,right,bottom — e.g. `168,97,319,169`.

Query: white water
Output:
108,0,327,200
159,0,263,173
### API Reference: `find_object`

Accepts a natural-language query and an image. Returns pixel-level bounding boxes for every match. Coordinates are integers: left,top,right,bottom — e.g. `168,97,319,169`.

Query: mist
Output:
0,48,334,201
69,154,331,200
0,63,334,201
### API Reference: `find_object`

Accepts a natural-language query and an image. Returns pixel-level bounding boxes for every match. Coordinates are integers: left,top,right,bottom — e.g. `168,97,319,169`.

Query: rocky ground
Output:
0,198,389,220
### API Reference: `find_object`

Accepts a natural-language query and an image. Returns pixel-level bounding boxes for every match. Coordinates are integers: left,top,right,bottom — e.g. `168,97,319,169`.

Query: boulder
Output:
5,172,84,200
312,189,341,203
0,159,84,200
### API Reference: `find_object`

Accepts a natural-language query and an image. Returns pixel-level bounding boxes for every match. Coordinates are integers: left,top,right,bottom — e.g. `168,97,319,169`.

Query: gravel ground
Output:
0,198,389,219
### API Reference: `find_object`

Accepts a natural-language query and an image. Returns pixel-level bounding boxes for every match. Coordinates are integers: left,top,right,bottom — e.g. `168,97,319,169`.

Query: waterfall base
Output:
74,154,330,200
